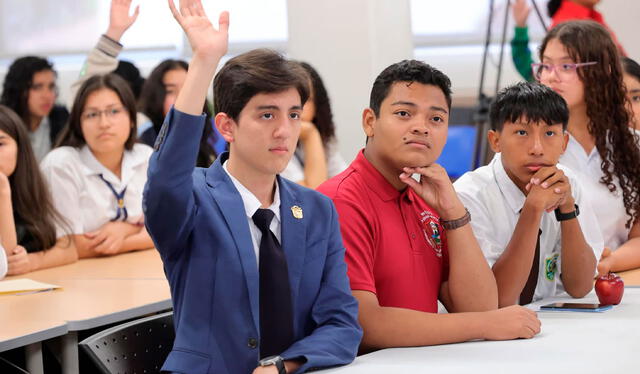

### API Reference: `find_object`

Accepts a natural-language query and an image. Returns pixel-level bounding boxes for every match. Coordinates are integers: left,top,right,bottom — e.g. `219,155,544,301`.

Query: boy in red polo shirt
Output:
318,60,541,352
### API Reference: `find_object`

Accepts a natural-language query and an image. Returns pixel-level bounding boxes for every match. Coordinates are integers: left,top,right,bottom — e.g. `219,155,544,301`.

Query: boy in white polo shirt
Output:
454,82,603,306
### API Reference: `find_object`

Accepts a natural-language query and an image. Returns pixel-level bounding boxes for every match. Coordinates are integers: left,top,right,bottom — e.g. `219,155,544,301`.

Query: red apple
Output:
595,272,624,305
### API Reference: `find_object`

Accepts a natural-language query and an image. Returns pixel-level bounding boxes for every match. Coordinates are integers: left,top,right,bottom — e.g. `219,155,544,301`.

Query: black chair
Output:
79,311,174,374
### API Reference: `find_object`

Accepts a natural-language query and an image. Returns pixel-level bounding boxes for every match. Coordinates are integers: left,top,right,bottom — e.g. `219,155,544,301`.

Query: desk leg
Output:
61,332,79,374
25,342,44,374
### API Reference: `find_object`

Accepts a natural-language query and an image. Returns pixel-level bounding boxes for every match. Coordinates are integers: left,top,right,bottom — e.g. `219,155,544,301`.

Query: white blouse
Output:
559,133,634,250
280,140,347,182
0,244,7,279
40,144,153,236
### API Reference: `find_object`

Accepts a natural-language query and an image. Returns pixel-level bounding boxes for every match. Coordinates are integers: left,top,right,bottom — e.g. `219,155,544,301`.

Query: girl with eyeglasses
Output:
535,20,640,274
0,105,77,275
0,56,69,161
41,74,154,258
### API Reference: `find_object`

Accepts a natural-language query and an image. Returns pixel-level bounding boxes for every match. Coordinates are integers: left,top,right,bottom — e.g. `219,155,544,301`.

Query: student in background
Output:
279,62,347,188
0,105,76,275
41,74,153,258
454,82,602,306
536,21,640,268
0,242,6,279
76,0,220,167
318,59,540,353
622,57,640,128
0,57,69,161
137,59,221,166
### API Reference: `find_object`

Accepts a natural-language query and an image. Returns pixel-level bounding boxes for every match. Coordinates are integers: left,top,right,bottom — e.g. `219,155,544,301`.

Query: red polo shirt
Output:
317,150,449,313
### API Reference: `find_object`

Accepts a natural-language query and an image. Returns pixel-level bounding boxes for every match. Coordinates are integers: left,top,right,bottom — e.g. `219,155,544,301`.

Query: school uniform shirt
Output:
40,144,153,236
559,133,633,251
454,153,604,302
29,117,52,162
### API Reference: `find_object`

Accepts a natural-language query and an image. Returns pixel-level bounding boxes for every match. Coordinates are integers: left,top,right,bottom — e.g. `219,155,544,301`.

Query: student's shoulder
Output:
131,143,154,161
453,163,495,196
556,163,581,186
316,167,365,202
41,146,82,170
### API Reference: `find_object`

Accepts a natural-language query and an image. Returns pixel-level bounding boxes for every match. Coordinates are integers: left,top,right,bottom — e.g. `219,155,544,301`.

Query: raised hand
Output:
399,164,466,220
512,0,531,28
106,0,140,41
168,0,229,62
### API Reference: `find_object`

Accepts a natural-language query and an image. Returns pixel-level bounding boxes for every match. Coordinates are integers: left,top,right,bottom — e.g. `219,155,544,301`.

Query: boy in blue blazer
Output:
143,1,362,373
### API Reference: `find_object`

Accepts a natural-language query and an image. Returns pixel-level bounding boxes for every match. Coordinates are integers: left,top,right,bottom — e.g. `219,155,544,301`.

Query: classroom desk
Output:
0,249,171,374
320,288,640,373
619,267,640,286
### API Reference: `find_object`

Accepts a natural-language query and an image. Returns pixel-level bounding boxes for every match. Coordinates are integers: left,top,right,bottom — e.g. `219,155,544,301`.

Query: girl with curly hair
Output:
534,20,640,273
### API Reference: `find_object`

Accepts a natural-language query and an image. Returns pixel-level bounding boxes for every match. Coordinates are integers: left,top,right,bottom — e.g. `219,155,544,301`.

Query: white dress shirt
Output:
29,117,52,162
454,153,604,302
40,144,152,236
559,133,632,250
223,161,281,265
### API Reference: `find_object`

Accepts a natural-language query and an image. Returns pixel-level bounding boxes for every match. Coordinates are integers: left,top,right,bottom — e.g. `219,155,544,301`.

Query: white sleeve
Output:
572,176,605,267
40,155,85,236
0,244,7,279
70,35,122,102
279,156,305,183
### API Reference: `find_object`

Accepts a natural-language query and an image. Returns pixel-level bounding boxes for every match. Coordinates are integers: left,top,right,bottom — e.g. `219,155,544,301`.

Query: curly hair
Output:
0,56,55,126
540,20,640,227
297,62,336,147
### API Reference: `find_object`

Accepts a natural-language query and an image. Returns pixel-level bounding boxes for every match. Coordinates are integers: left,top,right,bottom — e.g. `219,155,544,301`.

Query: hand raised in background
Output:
106,0,140,42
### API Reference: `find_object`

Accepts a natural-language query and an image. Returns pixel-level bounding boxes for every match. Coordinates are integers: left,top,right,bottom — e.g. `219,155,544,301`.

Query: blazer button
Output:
247,338,258,349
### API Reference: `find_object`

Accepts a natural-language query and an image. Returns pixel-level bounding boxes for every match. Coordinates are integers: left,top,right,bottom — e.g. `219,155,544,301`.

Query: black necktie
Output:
252,208,294,358
520,229,542,305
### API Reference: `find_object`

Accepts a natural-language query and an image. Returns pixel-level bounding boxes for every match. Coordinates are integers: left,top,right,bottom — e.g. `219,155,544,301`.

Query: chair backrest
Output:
79,311,174,374
436,125,477,179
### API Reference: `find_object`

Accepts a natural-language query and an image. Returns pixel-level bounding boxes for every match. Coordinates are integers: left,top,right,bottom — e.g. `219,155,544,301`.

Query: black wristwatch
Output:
555,204,580,222
258,355,286,374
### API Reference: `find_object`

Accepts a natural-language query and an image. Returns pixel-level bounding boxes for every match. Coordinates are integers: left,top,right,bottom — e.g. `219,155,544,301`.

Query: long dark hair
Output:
298,62,336,147
0,56,55,128
138,59,216,166
56,74,138,150
0,105,67,251
540,20,640,227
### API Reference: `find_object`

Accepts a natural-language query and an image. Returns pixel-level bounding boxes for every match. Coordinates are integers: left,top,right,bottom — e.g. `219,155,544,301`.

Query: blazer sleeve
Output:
281,201,362,372
143,107,205,261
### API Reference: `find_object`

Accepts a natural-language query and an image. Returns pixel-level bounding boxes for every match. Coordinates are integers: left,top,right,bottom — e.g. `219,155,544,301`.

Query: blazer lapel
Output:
278,177,307,307
205,155,260,332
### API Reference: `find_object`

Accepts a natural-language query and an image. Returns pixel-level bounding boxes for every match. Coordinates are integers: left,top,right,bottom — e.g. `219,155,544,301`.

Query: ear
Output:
215,112,235,143
561,131,569,154
487,130,501,153
362,108,376,138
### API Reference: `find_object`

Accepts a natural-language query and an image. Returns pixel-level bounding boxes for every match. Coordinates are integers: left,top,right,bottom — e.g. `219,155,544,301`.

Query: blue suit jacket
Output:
143,108,362,374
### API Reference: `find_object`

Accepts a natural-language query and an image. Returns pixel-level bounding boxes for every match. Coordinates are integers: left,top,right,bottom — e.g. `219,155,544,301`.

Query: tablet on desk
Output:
540,302,613,312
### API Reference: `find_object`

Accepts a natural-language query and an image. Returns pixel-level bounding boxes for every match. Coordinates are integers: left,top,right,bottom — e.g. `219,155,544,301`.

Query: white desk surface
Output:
321,288,640,373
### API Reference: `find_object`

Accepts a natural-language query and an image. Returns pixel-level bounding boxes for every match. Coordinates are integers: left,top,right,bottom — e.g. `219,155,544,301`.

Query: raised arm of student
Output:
400,164,498,312
143,0,228,259
0,172,17,253
71,0,139,100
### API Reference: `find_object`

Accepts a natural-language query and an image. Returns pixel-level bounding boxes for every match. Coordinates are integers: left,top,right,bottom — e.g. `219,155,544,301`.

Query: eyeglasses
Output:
81,107,127,123
531,62,598,81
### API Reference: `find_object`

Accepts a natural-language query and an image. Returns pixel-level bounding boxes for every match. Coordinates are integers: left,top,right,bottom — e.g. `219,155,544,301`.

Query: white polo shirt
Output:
454,153,604,302
40,144,153,236
559,133,634,250
0,244,7,279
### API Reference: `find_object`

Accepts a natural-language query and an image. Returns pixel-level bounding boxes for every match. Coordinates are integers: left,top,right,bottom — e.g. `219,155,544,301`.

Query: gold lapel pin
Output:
291,205,303,219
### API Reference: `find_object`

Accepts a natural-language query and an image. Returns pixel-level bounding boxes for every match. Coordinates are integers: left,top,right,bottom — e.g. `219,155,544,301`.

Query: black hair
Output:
622,57,640,82
113,60,145,100
297,62,336,146
0,56,56,126
369,60,452,117
490,82,569,131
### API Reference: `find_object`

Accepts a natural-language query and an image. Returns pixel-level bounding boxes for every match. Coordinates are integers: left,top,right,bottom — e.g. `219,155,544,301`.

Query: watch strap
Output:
554,204,580,222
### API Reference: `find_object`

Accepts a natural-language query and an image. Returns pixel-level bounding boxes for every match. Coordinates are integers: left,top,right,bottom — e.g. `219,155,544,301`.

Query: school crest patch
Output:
419,210,443,258
545,253,559,281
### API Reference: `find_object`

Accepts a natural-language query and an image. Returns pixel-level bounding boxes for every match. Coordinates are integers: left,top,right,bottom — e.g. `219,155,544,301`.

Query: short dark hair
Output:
114,60,145,100
369,60,452,117
0,56,56,125
56,74,137,150
490,82,569,131
213,49,309,121
623,57,640,83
